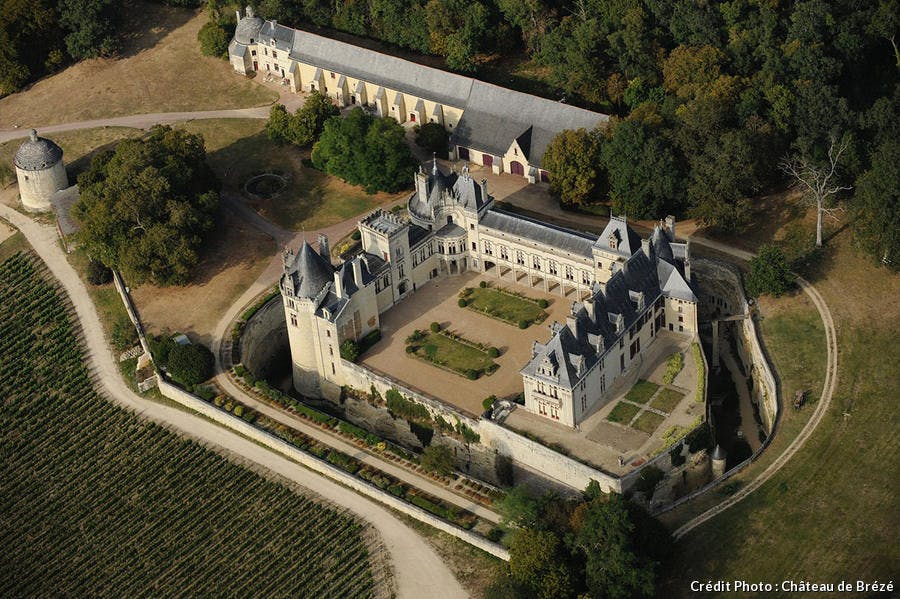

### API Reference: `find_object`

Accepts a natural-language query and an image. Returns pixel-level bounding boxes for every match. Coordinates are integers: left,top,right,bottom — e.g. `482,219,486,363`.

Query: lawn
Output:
606,401,641,425
0,2,276,128
0,252,379,597
180,119,406,231
407,330,497,379
624,379,660,404
660,223,897,593
633,411,665,435
460,285,548,327
651,388,686,414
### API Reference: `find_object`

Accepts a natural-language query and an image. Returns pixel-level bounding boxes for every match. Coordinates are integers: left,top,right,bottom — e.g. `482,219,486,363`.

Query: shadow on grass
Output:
115,0,196,60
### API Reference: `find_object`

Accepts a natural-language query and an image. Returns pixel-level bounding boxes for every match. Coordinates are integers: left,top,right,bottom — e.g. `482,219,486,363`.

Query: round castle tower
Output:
14,129,67,212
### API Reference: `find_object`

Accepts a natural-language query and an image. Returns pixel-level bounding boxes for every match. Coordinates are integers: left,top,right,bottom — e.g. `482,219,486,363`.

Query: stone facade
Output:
13,129,68,212
281,163,699,428
228,7,607,182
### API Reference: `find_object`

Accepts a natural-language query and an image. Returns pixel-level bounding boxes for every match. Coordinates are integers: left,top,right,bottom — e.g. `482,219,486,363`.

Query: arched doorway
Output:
483,154,493,167
510,161,524,175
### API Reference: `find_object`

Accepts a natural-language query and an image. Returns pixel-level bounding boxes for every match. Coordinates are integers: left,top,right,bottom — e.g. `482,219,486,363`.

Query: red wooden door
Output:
483,154,493,167
510,161,524,175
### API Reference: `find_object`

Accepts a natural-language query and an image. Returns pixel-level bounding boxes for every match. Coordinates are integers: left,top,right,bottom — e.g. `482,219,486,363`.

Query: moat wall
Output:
692,258,778,434
240,297,290,383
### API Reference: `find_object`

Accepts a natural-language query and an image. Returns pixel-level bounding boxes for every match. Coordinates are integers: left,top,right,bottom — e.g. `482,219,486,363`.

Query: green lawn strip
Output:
650,388,686,413
410,331,497,378
624,379,660,404
460,286,547,327
606,401,641,424
632,410,666,435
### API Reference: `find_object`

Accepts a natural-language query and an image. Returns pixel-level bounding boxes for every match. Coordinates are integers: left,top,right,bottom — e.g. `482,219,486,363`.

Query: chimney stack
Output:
665,215,676,240
236,8,242,22
352,257,363,287
318,233,329,259
480,178,489,201
641,238,651,258
333,270,344,298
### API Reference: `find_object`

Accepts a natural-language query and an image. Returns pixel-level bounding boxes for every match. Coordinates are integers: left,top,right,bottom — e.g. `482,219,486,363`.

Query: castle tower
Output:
14,129,67,212
711,444,727,478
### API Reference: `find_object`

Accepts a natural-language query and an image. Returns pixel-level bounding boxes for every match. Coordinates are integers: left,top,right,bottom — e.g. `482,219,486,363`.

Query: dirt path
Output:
0,204,468,599
673,276,838,539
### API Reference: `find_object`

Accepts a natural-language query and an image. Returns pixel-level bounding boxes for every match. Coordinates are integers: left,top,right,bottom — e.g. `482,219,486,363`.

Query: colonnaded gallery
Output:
280,161,698,428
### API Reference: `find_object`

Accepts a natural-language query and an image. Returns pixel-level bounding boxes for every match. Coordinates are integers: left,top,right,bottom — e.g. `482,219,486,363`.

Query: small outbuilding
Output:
14,129,68,212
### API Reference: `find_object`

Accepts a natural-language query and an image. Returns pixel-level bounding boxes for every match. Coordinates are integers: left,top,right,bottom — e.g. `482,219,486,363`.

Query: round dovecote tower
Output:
711,444,727,478
234,6,263,44
14,129,67,212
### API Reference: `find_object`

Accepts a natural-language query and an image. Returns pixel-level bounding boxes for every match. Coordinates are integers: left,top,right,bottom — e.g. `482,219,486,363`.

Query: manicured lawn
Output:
408,331,497,378
633,411,665,435
460,285,548,327
624,379,659,404
606,401,641,424
651,388,686,413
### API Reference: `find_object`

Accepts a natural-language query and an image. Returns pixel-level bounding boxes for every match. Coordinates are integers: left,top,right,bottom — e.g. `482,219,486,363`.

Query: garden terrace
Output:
459,283,549,328
0,252,381,598
406,328,498,380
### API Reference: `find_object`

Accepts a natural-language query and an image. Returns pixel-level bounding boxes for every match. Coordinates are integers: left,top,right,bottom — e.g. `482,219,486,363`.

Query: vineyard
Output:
0,252,384,597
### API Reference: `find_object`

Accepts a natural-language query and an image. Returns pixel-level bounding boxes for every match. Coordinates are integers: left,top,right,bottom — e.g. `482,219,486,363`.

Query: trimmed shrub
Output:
339,339,360,362
458,298,468,307
405,344,417,353
487,527,505,542
479,280,488,288
517,319,529,329
537,299,549,309
351,229,361,241
487,347,500,358
430,321,441,333
482,395,497,411
466,369,479,380
663,352,684,385
167,342,214,387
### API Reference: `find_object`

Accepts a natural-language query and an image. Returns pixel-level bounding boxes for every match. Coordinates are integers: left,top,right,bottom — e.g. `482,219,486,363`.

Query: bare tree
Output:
779,136,852,247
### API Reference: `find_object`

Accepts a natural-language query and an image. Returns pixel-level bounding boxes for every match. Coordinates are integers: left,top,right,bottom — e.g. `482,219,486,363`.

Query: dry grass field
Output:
661,207,899,594
0,1,276,128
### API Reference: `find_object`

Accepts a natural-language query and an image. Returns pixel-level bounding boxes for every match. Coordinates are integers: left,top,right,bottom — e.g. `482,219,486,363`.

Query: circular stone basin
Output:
244,173,287,199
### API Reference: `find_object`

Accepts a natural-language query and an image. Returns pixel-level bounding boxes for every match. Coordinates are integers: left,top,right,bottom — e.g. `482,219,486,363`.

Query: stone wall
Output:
692,258,778,432
240,296,289,382
154,377,509,560
341,360,624,493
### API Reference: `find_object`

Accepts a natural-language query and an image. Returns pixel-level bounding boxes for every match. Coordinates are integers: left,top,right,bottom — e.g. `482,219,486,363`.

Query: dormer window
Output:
608,233,619,250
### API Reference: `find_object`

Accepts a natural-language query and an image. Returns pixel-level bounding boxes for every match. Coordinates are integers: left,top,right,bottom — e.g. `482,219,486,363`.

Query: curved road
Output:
0,204,468,599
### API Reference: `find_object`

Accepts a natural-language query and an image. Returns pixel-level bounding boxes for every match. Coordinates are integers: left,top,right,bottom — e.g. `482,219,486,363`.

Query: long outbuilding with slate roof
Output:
280,159,697,427
228,6,608,184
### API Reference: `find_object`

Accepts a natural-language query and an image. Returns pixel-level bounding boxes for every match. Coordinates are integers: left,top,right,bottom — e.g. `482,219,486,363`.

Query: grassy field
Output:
652,388,686,413
625,379,659,404
607,401,641,424
633,410,665,434
179,118,406,231
0,251,382,597
0,2,276,128
661,222,898,593
408,331,497,378
460,285,548,327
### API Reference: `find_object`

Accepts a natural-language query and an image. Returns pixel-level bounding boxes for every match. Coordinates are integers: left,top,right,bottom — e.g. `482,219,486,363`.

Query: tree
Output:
573,494,657,599
602,120,684,218
780,135,852,247
852,138,899,270
420,445,454,476
415,122,450,159
496,485,541,529
745,244,794,298
312,108,416,193
508,529,574,599
198,20,229,57
73,126,220,285
58,0,118,60
167,342,215,387
542,128,605,207
339,339,360,362
266,104,292,145
290,90,340,146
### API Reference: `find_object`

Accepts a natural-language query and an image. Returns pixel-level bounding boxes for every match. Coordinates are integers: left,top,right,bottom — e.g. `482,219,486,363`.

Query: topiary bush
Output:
482,395,497,411
537,299,549,309
518,319,529,329
430,321,441,333
487,347,500,358
167,342,214,387
458,298,468,307
479,280,488,288
466,369,479,380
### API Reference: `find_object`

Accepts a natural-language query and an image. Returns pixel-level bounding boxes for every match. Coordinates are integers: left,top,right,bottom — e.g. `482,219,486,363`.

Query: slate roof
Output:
595,216,643,259
522,220,697,390
434,222,466,238
408,224,431,248
258,21,295,51
234,8,263,44
288,30,474,107
479,209,596,258
15,130,63,171
450,81,607,164
409,165,490,223
287,241,334,298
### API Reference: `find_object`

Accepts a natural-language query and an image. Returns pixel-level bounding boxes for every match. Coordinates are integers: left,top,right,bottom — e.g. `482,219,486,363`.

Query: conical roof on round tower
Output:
288,241,334,298
14,129,63,171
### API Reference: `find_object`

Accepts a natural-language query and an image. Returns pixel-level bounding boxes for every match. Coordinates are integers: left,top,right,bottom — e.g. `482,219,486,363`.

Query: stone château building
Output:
281,162,697,427
228,6,607,183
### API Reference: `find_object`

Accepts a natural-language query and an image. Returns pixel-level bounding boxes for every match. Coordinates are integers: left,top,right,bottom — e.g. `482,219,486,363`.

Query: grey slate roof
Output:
407,224,431,248
450,81,607,164
434,222,466,238
15,130,63,171
595,216,643,259
288,241,334,298
234,8,263,45
409,165,490,223
288,30,474,107
480,209,596,258
258,21,295,51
